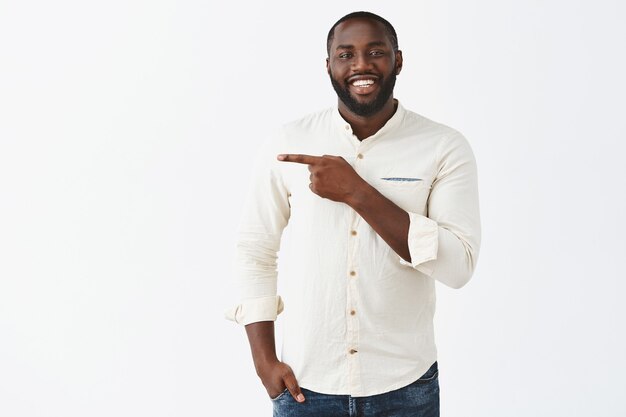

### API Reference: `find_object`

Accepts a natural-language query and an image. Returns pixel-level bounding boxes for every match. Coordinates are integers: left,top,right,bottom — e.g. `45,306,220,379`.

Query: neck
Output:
338,98,398,141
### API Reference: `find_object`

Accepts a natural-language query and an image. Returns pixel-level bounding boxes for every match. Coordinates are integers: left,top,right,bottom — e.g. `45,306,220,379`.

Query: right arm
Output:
245,321,305,402
225,134,304,402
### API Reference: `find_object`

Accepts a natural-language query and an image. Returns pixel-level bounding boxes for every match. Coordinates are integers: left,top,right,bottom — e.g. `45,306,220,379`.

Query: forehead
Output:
331,18,391,48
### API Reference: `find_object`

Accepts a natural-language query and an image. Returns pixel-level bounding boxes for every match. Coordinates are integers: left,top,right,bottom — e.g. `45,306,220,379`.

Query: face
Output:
326,18,402,117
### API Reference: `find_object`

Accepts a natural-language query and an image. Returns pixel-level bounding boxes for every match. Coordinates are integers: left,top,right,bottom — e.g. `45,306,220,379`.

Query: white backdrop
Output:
1,0,625,416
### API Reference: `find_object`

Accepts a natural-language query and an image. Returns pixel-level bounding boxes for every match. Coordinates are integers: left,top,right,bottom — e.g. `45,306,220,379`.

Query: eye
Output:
338,52,353,59
370,50,385,56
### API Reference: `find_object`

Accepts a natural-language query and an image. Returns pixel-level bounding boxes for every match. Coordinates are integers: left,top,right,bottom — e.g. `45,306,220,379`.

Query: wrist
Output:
347,181,375,210
254,356,280,376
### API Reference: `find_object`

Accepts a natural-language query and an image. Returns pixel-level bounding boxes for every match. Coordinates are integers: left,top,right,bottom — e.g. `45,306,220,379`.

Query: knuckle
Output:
280,366,293,378
284,377,299,391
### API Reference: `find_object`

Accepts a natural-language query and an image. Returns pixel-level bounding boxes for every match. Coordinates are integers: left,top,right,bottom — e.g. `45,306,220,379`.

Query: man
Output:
226,11,480,417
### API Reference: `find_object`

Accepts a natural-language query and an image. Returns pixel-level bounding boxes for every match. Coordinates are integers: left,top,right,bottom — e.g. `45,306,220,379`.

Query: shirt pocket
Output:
373,178,431,215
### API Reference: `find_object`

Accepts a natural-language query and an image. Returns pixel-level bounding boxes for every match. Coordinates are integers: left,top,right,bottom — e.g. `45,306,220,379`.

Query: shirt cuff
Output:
398,212,439,275
224,295,284,325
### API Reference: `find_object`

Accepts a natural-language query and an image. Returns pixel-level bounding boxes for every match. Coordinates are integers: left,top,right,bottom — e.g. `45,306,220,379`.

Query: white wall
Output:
1,0,624,415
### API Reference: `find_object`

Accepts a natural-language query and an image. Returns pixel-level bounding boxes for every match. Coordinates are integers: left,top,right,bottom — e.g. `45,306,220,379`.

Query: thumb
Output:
283,370,305,403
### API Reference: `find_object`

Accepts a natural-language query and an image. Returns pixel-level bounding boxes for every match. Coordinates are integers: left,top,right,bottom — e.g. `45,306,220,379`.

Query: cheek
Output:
329,62,348,77
328,68,343,84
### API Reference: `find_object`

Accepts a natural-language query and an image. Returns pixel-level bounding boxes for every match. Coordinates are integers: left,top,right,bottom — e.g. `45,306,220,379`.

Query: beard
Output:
329,70,397,117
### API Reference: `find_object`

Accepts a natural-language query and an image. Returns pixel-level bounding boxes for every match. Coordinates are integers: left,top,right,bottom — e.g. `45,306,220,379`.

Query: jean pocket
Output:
270,388,289,401
416,361,439,383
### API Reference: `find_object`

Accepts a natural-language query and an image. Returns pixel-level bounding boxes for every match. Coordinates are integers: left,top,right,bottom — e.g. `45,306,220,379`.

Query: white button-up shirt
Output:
226,101,481,397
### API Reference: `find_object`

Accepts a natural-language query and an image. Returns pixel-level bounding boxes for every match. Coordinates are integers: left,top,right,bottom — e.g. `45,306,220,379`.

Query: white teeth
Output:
352,79,375,87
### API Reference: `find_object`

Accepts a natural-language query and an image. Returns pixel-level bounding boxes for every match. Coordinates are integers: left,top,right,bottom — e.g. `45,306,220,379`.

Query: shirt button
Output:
349,271,356,277
349,349,358,354
350,310,356,315
356,153,364,159
345,125,350,131
351,230,357,236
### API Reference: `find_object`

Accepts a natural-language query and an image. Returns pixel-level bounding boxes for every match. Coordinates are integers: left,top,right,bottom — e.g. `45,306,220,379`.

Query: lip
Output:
347,74,380,84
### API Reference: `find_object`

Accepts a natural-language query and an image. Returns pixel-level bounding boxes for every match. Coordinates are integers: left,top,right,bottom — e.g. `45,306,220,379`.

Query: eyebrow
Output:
335,41,387,50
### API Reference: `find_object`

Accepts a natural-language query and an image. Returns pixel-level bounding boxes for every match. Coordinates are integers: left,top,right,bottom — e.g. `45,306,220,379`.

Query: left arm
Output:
345,181,412,262
278,139,480,289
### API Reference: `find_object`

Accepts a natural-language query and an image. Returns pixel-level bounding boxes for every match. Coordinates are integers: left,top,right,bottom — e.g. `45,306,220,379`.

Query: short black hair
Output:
326,11,399,56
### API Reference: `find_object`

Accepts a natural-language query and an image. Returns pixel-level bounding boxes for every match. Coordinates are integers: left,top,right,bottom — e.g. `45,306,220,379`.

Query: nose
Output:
351,52,372,72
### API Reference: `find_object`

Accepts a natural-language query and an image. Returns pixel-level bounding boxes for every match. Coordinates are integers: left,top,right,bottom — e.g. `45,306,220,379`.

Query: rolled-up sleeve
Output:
225,133,290,325
399,132,481,289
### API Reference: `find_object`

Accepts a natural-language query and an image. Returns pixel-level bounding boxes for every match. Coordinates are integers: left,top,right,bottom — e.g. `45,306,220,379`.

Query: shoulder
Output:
401,106,464,141
260,107,335,154
280,107,335,134
399,103,474,162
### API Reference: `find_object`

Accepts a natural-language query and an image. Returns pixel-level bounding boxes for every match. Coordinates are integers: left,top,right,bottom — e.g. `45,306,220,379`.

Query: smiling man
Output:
226,11,481,417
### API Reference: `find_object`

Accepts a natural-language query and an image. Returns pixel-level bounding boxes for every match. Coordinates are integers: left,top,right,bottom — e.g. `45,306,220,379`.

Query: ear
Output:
395,50,403,75
326,57,330,75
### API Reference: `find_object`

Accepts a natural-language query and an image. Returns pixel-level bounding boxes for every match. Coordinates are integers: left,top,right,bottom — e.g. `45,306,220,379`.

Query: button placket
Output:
346,203,361,392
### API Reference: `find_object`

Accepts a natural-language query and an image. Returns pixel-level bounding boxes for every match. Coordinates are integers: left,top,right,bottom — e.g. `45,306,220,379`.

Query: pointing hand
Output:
277,154,366,203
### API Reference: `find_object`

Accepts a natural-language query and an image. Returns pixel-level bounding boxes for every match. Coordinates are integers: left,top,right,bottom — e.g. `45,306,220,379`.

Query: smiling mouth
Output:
351,79,375,87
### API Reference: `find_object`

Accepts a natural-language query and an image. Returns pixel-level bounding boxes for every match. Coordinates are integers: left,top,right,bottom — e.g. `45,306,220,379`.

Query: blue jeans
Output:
271,361,439,417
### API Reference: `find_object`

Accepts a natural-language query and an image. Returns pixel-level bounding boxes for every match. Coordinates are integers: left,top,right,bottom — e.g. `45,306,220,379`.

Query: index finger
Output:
277,154,323,165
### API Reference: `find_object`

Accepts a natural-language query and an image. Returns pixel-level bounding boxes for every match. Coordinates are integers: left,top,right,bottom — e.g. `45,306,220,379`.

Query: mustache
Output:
328,70,396,117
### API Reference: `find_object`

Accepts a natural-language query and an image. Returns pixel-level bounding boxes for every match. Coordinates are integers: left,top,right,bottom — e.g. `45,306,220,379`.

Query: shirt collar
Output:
332,99,406,143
